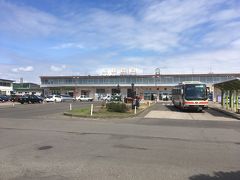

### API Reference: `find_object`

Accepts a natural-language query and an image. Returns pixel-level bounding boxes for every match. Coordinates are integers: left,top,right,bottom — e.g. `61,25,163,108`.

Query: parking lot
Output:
0,101,240,180
0,100,238,124
0,101,99,119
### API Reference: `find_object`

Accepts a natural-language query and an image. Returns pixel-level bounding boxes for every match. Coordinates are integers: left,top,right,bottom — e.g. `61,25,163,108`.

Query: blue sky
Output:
0,0,240,83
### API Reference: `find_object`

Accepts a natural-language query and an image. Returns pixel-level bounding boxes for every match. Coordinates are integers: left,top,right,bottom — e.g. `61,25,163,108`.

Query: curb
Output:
209,107,240,120
63,103,155,119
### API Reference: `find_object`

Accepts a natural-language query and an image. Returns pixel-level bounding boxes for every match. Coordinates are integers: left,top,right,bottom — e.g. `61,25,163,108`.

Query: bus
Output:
172,81,208,111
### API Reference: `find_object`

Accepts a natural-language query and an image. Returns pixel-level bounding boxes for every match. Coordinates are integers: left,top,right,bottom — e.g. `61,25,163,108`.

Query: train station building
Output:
40,73,240,101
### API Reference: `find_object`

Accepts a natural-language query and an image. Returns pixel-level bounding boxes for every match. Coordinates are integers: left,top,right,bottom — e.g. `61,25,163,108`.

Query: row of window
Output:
41,76,235,85
172,88,182,95
0,82,11,87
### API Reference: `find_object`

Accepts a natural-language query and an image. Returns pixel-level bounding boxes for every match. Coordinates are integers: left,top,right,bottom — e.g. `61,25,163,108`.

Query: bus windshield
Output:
184,84,207,100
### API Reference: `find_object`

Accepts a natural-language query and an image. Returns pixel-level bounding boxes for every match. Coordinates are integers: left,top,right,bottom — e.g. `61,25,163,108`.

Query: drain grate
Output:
38,145,53,150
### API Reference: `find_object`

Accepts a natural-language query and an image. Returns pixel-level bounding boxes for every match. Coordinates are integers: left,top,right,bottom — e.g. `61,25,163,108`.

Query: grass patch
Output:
64,102,153,118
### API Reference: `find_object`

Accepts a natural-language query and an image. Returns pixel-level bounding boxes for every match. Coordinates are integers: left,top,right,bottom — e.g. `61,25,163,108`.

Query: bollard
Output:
12,102,15,107
69,103,72,111
148,101,151,107
90,104,93,116
134,105,137,114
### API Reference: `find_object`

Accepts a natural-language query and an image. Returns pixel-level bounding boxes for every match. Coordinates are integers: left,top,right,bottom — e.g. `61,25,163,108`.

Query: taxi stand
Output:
214,78,240,113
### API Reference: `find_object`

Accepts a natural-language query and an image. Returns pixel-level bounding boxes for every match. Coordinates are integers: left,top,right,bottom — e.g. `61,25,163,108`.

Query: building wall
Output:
0,79,13,95
0,85,13,95
13,83,42,96
40,74,240,100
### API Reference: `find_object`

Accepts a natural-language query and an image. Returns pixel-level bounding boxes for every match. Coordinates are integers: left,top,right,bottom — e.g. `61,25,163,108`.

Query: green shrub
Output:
106,102,128,113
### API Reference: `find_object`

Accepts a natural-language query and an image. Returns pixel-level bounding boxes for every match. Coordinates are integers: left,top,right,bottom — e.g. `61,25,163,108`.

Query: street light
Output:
131,83,134,98
153,68,160,101
131,83,135,109
117,84,120,94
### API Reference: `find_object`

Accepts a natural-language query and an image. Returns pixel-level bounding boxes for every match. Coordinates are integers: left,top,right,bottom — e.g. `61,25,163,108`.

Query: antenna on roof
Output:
155,68,160,76
209,65,213,74
20,77,23,83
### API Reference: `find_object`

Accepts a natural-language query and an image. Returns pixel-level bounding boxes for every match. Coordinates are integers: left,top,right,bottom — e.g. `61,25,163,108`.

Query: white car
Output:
45,95,62,103
102,95,111,101
76,95,93,101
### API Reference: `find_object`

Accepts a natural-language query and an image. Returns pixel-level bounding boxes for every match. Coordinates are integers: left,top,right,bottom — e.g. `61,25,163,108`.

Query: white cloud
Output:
51,43,85,49
11,66,34,72
148,46,240,74
202,21,240,47
1,0,240,82
210,8,240,21
0,0,60,36
1,0,239,53
50,65,66,72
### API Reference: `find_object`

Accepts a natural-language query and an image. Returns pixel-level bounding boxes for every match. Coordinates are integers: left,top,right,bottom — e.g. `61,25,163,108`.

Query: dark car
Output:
18,95,43,104
9,95,21,102
0,95,9,102
36,95,44,101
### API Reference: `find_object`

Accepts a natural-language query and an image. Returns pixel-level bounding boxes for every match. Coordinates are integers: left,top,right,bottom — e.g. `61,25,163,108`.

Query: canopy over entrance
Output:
214,78,240,113
214,78,240,90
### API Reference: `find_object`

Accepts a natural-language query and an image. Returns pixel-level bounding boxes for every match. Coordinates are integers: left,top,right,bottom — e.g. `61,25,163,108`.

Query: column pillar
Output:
229,90,234,111
226,90,229,110
236,90,239,112
221,90,224,107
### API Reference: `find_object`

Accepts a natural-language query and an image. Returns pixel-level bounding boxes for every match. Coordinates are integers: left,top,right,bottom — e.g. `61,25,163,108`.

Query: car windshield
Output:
185,84,207,100
47,95,53,98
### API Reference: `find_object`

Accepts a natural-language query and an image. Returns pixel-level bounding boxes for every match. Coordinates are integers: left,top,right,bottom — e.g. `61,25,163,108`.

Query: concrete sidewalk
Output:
208,102,240,120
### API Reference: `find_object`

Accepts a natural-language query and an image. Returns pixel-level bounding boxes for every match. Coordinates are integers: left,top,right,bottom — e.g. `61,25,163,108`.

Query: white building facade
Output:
40,73,240,101
0,79,14,95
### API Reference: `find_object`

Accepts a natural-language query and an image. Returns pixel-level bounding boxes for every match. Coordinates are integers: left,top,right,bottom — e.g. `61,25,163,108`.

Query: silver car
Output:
60,95,74,102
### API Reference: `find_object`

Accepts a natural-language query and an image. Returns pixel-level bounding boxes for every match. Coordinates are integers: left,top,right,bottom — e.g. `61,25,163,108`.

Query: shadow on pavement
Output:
205,108,234,118
165,105,204,113
189,170,240,180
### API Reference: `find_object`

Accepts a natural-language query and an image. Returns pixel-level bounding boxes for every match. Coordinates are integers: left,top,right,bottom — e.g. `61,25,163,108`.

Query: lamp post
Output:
154,68,160,101
131,83,134,99
117,84,120,94
131,83,135,109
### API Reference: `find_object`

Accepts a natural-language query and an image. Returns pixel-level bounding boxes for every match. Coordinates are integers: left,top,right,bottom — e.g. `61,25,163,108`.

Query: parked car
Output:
9,95,21,102
101,95,111,101
18,95,43,104
36,95,44,101
76,95,93,101
61,94,74,102
0,95,9,102
45,95,62,103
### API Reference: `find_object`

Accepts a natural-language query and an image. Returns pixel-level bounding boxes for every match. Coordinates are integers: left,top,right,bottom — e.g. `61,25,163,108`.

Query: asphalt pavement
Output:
0,101,239,180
